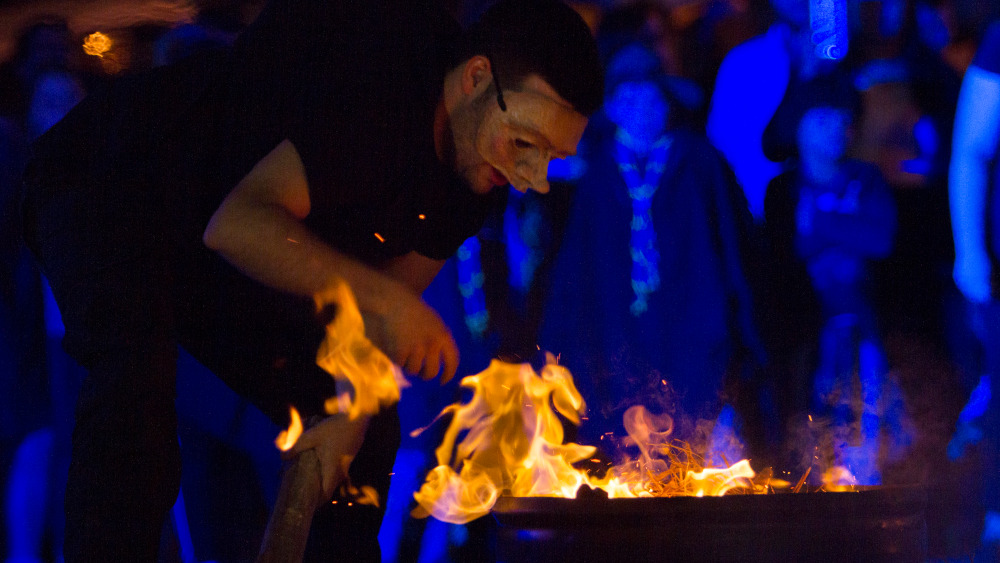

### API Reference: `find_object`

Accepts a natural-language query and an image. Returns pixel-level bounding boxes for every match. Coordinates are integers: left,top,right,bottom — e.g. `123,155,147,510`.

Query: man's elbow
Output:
202,205,232,252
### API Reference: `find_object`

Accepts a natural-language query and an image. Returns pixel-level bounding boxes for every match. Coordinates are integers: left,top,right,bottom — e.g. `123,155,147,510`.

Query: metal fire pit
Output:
492,486,926,562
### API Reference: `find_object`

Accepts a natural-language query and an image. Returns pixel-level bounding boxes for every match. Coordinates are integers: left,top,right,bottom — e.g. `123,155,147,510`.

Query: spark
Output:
287,238,299,244
374,233,385,243
418,214,426,220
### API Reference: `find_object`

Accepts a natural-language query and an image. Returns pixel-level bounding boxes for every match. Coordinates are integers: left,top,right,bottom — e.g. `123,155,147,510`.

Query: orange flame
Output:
412,356,757,524
313,282,407,420
821,466,859,492
82,32,112,58
273,282,405,452
274,406,303,451
684,460,756,497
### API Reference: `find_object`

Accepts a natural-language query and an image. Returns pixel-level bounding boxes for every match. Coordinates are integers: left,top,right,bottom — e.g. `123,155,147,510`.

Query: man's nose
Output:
528,158,550,194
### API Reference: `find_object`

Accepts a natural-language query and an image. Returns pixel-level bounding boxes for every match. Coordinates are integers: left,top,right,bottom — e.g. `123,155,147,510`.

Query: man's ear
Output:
461,55,492,96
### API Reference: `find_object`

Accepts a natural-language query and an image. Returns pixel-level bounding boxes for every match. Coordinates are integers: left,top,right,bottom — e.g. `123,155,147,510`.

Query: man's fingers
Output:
403,350,424,375
441,341,459,384
422,343,442,380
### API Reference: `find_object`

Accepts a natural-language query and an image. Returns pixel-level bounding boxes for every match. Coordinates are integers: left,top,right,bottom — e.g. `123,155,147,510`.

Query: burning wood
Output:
260,281,406,560
411,356,761,524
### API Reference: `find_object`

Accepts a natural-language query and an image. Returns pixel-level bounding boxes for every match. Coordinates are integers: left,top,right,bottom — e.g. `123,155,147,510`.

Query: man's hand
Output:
365,284,459,383
955,250,993,304
287,414,370,499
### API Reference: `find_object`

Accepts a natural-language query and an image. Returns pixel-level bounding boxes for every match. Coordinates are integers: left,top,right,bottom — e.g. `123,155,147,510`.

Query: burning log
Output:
256,449,324,563
258,282,402,562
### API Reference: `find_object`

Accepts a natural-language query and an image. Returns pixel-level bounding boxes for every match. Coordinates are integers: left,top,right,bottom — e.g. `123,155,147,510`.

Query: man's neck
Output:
434,65,465,163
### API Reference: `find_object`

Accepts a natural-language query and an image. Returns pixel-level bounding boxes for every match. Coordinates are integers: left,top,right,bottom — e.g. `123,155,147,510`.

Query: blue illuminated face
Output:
606,81,669,142
797,106,851,164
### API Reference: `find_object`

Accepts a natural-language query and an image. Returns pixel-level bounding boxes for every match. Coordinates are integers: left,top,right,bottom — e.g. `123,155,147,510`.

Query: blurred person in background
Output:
540,42,762,464
0,18,81,562
850,0,962,355
763,78,897,486
948,18,1000,560
707,0,850,222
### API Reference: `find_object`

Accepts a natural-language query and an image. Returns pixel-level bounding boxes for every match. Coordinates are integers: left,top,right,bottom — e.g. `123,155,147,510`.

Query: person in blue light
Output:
764,83,897,485
707,0,846,221
949,19,1000,559
540,42,761,456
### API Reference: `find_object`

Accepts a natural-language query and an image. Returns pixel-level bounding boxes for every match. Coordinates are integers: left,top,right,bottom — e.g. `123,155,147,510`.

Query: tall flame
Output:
273,281,406,452
314,282,407,420
412,356,757,524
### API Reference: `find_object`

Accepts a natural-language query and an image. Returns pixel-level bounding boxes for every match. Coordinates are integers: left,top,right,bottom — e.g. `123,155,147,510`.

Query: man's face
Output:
457,75,589,195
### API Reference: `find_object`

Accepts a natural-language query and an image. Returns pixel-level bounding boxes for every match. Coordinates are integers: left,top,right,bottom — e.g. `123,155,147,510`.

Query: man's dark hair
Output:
457,0,604,116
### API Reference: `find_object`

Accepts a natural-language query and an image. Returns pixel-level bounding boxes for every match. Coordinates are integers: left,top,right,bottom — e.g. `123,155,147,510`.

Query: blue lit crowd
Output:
2,0,1000,561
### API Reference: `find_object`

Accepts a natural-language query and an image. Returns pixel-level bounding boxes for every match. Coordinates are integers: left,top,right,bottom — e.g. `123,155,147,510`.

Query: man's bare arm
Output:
203,139,458,380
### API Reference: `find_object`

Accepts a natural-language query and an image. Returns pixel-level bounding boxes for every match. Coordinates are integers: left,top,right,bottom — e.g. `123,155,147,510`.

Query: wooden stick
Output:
257,449,324,563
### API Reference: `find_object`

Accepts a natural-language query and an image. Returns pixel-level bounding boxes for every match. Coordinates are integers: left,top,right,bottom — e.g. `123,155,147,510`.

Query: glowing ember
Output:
274,406,303,451
314,282,407,420
412,356,758,524
83,32,112,58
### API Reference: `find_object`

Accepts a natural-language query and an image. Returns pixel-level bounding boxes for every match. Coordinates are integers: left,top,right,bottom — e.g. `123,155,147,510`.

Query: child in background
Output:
765,86,897,484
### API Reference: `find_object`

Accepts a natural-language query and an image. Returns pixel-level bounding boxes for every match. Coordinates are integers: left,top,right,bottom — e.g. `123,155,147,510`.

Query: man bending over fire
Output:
20,1,603,560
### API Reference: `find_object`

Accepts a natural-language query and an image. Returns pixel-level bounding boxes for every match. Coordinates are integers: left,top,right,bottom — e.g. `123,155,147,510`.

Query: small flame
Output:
274,407,303,451
684,460,756,497
83,32,112,57
821,466,859,492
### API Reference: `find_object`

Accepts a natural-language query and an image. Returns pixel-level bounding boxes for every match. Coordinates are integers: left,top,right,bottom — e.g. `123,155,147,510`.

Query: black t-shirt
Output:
29,0,500,268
